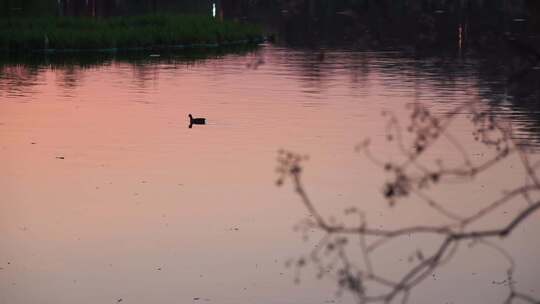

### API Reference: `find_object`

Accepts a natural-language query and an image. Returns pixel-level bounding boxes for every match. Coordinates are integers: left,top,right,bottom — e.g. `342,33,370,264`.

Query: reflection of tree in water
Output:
265,44,540,144
130,62,160,92
0,65,41,98
277,102,540,304
472,37,540,145
0,45,259,98
55,65,84,93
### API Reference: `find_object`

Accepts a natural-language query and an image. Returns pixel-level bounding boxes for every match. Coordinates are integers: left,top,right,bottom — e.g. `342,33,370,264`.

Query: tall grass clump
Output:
0,15,263,51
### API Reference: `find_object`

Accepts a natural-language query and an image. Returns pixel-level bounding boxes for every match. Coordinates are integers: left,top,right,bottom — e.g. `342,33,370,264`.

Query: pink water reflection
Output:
1,46,539,304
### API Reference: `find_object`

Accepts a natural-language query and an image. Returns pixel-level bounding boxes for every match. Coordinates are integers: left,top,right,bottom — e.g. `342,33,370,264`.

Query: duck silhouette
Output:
188,114,206,128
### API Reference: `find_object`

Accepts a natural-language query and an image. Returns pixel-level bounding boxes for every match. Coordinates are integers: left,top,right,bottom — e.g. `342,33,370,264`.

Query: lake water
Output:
1,45,539,304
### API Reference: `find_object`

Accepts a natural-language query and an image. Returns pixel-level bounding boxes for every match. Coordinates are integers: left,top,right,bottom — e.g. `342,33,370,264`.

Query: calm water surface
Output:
1,45,539,304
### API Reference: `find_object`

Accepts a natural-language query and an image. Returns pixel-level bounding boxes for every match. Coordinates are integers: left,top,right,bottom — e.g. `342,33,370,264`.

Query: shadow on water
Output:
0,44,260,68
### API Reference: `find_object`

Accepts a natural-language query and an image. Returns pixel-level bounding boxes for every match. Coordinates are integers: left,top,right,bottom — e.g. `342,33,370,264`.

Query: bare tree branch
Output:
277,102,540,303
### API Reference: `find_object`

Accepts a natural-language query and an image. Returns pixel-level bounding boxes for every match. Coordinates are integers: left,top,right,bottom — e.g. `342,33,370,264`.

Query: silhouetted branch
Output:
277,102,540,304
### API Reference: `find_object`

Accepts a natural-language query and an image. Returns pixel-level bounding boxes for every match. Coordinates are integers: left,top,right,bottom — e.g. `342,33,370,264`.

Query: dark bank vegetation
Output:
0,14,262,52
277,102,540,303
237,0,540,47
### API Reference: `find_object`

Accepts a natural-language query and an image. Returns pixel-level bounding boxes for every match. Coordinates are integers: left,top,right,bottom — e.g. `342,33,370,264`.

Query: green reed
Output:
0,14,262,51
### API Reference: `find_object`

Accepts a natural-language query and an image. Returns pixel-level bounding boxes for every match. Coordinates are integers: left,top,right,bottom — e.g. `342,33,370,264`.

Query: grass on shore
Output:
0,14,262,51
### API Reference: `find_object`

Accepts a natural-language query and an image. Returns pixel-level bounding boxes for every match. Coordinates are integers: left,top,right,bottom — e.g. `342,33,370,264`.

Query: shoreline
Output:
30,37,267,54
